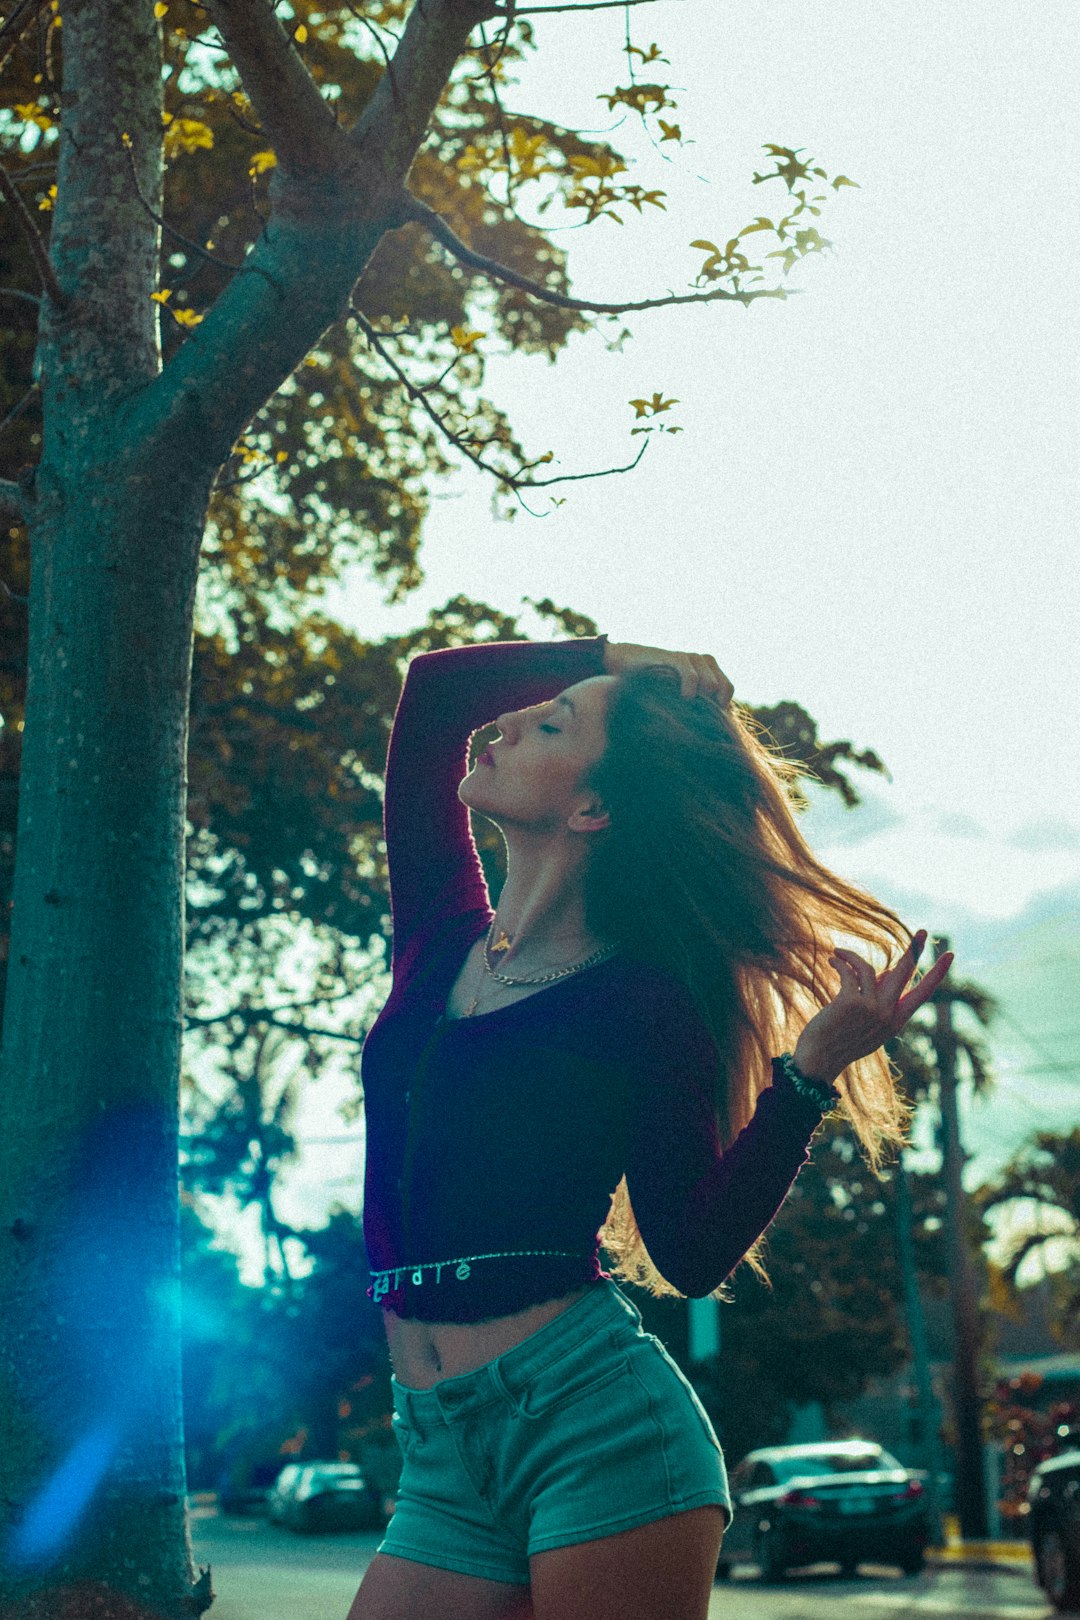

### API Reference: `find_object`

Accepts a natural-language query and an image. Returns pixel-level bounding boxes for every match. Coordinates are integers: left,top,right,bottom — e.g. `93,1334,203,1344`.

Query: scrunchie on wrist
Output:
774,1052,842,1113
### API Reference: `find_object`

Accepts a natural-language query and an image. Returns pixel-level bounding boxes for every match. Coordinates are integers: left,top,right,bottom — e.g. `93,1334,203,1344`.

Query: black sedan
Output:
266,1460,387,1533
1028,1444,1080,1612
717,1439,930,1580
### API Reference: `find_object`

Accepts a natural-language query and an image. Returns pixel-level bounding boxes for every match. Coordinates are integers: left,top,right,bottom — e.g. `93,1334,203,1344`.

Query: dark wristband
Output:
774,1052,842,1112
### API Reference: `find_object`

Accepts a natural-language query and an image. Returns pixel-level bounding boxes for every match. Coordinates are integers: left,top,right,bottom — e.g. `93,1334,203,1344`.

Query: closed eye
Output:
540,724,560,734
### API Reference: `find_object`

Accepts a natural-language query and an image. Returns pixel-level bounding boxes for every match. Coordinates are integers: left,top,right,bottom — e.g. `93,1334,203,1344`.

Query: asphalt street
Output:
189,1515,1050,1620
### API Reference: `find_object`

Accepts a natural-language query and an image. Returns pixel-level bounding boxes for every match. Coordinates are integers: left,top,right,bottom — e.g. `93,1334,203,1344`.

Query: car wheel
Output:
1036,1525,1080,1612
714,1557,732,1582
839,1560,858,1578
755,1528,786,1582
899,1549,925,1576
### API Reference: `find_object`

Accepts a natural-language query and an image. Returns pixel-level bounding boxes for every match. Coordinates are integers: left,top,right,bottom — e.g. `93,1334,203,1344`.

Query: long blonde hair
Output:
579,663,916,1299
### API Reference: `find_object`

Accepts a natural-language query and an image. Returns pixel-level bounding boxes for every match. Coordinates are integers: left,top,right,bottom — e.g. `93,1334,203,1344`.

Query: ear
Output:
568,801,611,834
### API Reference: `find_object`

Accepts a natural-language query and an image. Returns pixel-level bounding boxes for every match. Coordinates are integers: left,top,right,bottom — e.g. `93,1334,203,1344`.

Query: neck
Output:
491,836,600,966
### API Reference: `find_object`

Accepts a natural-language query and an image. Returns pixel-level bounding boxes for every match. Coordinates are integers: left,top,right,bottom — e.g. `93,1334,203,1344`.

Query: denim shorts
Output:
378,1276,732,1586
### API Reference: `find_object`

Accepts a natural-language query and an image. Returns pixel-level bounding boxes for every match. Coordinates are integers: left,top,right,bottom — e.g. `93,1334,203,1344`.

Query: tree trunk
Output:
0,426,215,1617
0,0,504,1607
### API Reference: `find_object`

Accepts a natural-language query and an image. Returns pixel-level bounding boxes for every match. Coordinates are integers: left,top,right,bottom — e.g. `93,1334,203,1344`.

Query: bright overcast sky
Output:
215,1,1080,1276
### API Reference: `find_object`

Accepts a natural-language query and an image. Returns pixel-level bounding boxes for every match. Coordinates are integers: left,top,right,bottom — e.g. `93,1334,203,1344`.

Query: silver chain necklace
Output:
461,916,617,1017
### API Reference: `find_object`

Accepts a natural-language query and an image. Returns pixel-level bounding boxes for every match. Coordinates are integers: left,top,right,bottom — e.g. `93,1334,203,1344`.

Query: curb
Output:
926,1544,1033,1576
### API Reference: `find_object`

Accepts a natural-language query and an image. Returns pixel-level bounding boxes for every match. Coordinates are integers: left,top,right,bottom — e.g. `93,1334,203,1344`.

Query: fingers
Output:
683,653,733,706
880,929,927,997
895,949,954,1024
831,948,874,994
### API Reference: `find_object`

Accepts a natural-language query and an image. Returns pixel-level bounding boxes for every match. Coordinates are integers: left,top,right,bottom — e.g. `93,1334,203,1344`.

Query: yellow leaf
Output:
832,174,860,190
37,184,57,211
450,326,485,352
690,239,720,255
14,101,53,131
294,23,308,42
150,289,173,303
275,450,288,462
629,393,678,419
657,120,681,142
249,149,277,176
163,117,214,158
172,308,204,328
154,1,168,15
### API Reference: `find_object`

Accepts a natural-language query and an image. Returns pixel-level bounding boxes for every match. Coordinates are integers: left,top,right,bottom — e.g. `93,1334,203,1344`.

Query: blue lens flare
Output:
6,1423,119,1568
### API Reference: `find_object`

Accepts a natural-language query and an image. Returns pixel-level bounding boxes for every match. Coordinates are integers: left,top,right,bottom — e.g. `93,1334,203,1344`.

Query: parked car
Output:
717,1439,931,1580
1028,1444,1080,1612
266,1460,387,1533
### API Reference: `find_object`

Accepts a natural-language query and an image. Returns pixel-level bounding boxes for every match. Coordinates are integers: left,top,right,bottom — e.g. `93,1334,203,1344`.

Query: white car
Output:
266,1460,386,1533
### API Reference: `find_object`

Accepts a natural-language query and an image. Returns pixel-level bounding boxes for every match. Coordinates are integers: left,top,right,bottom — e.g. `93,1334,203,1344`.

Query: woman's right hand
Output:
603,641,734,707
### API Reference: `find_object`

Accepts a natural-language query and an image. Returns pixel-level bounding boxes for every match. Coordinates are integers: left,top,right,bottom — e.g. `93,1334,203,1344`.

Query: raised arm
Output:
383,635,609,978
624,980,829,1297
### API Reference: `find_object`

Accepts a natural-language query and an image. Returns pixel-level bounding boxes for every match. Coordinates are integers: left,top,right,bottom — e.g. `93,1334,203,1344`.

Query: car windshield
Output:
310,1464,362,1478
772,1449,897,1482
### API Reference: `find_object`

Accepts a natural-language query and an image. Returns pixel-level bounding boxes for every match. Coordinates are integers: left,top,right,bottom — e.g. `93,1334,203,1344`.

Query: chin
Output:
458,769,489,804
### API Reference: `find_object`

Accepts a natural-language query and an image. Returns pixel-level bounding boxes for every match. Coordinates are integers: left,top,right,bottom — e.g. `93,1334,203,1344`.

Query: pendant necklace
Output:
461,917,616,1018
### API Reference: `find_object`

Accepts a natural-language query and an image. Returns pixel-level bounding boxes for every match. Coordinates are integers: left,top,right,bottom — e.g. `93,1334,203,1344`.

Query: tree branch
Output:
350,302,647,497
132,0,502,468
199,0,342,178
347,0,500,180
0,162,70,311
493,0,658,11
401,193,792,313
0,0,51,74
0,481,27,532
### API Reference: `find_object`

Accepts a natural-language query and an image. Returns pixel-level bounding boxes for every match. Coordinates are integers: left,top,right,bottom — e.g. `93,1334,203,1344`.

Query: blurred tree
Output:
975,1129,1080,1344
179,1193,390,1499
985,1372,1080,1526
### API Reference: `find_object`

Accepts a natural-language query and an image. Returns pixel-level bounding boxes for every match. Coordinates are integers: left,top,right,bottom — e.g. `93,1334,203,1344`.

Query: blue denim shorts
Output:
378,1277,732,1586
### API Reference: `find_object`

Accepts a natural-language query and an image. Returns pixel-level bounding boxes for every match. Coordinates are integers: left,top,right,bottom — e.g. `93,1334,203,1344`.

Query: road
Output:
190,1515,1051,1620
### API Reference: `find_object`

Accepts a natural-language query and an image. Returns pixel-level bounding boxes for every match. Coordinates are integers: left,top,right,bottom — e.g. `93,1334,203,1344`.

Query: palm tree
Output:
975,1129,1080,1338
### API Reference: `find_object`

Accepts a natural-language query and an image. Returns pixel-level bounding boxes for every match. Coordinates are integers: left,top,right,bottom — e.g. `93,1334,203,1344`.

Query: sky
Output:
194,0,1080,1283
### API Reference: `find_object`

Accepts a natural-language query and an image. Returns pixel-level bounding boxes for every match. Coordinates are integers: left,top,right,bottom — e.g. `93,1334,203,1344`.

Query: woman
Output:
348,633,953,1620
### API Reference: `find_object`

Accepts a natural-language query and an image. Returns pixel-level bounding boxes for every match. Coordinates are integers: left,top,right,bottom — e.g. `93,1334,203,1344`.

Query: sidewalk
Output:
925,1514,1033,1575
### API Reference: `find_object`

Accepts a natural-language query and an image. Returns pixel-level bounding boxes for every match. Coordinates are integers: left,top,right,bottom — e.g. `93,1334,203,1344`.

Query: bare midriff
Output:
382,1285,592,1390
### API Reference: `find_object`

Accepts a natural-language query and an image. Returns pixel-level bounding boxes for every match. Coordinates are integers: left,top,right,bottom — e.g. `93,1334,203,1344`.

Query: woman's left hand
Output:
793,931,955,1084
603,641,734,706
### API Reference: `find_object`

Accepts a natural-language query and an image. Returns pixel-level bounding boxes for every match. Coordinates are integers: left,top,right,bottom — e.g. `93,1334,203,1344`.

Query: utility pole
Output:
893,1149,946,1545
934,934,990,1539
